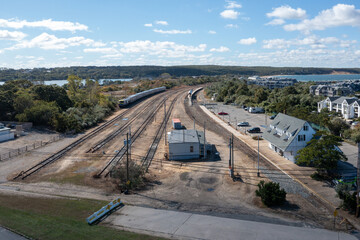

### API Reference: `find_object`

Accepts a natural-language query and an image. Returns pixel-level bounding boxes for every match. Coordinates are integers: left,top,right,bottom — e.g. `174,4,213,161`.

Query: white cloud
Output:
83,47,116,53
263,39,290,49
284,4,360,33
237,48,360,67
238,37,257,45
155,20,168,26
225,24,238,28
220,10,240,19
101,53,124,59
262,36,356,49
0,18,88,32
267,5,306,19
208,30,216,34
225,1,242,9
117,40,207,57
266,19,285,26
8,32,104,50
0,30,26,40
153,29,192,34
210,46,230,52
144,23,153,27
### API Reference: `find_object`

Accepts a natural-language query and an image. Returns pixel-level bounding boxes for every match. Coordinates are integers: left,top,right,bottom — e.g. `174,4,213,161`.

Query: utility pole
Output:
232,134,234,177
129,126,131,162
356,142,360,217
194,119,195,130
203,121,206,160
126,133,129,182
229,137,232,177
257,135,260,177
235,117,237,130
164,100,167,145
265,114,267,126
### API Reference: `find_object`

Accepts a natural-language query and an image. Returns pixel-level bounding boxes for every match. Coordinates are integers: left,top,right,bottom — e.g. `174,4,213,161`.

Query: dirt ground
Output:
0,86,353,233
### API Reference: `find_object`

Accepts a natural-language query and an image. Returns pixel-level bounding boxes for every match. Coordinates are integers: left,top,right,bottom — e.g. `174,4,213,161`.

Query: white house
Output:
167,129,208,160
262,113,316,162
318,96,360,119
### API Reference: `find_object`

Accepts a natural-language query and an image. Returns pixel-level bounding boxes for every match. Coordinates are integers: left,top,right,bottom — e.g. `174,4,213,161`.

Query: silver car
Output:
237,122,249,127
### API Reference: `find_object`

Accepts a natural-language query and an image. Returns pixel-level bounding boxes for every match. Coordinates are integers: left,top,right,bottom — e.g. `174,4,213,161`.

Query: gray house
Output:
167,129,208,160
262,113,316,162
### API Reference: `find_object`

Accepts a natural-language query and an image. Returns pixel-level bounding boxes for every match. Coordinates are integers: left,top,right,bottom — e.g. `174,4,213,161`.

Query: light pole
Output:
257,134,260,177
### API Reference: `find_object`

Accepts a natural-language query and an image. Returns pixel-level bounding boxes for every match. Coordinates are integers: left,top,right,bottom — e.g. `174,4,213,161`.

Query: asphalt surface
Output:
0,227,27,240
107,205,357,240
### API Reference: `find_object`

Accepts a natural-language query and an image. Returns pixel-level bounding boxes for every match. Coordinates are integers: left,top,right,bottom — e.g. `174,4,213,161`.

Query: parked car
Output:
247,127,261,133
248,107,265,113
270,114,277,120
237,122,249,127
218,111,228,115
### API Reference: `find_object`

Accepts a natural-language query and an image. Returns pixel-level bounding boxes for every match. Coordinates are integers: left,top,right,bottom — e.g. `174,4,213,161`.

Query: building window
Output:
303,125,308,131
190,146,194,152
298,135,306,141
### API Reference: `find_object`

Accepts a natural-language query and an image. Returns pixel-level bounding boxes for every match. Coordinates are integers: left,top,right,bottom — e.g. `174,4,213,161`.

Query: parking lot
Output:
206,103,270,135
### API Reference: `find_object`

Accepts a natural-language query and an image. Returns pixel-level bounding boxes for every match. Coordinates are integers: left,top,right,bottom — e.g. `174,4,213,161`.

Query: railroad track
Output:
95,97,168,177
12,93,165,180
141,94,179,171
86,94,165,153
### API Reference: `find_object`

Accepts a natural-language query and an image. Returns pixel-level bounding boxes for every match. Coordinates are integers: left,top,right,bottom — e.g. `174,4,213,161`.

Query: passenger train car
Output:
119,86,166,107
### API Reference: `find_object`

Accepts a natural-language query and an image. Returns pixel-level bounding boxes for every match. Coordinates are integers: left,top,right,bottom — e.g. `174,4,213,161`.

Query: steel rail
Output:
95,97,169,177
141,95,179,171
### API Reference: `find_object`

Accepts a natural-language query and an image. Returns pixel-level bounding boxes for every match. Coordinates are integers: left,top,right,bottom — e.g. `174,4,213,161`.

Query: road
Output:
106,205,357,240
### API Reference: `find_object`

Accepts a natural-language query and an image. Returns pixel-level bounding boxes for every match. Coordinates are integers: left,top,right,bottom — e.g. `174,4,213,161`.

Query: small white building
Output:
167,129,207,160
0,124,14,142
318,96,360,119
262,113,316,162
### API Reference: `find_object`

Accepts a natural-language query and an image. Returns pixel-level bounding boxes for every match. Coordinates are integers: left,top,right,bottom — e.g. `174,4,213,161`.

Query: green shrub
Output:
255,180,286,207
335,183,357,213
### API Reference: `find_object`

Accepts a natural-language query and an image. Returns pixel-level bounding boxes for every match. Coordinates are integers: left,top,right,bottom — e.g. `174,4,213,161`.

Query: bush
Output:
256,180,286,207
335,183,357,213
110,160,146,191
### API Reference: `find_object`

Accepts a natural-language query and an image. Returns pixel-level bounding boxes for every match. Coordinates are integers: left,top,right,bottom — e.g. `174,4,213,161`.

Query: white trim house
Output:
318,96,360,119
262,113,316,162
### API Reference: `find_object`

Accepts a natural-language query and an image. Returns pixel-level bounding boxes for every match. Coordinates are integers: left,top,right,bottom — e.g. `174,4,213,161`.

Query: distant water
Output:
278,74,360,82
0,78,132,86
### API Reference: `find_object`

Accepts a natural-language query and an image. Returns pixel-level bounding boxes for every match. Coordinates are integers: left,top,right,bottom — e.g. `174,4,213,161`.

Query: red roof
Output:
172,118,181,123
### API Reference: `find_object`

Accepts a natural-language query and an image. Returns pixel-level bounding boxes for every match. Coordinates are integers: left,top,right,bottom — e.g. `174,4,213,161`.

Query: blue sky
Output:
1,0,360,68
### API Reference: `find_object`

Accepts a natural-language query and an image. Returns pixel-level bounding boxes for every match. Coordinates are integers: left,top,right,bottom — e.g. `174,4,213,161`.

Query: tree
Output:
255,180,287,207
32,85,73,111
253,88,268,104
17,101,60,126
13,91,34,113
296,133,347,176
327,118,350,136
67,74,82,101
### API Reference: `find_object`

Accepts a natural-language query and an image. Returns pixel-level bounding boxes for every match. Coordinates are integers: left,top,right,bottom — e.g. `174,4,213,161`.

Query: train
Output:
119,86,166,107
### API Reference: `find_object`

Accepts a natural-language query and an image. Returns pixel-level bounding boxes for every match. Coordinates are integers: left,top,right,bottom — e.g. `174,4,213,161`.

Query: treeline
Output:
0,76,116,132
1,65,360,81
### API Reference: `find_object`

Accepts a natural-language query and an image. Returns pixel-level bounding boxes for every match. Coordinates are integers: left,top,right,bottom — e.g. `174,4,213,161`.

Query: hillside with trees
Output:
1,65,360,82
